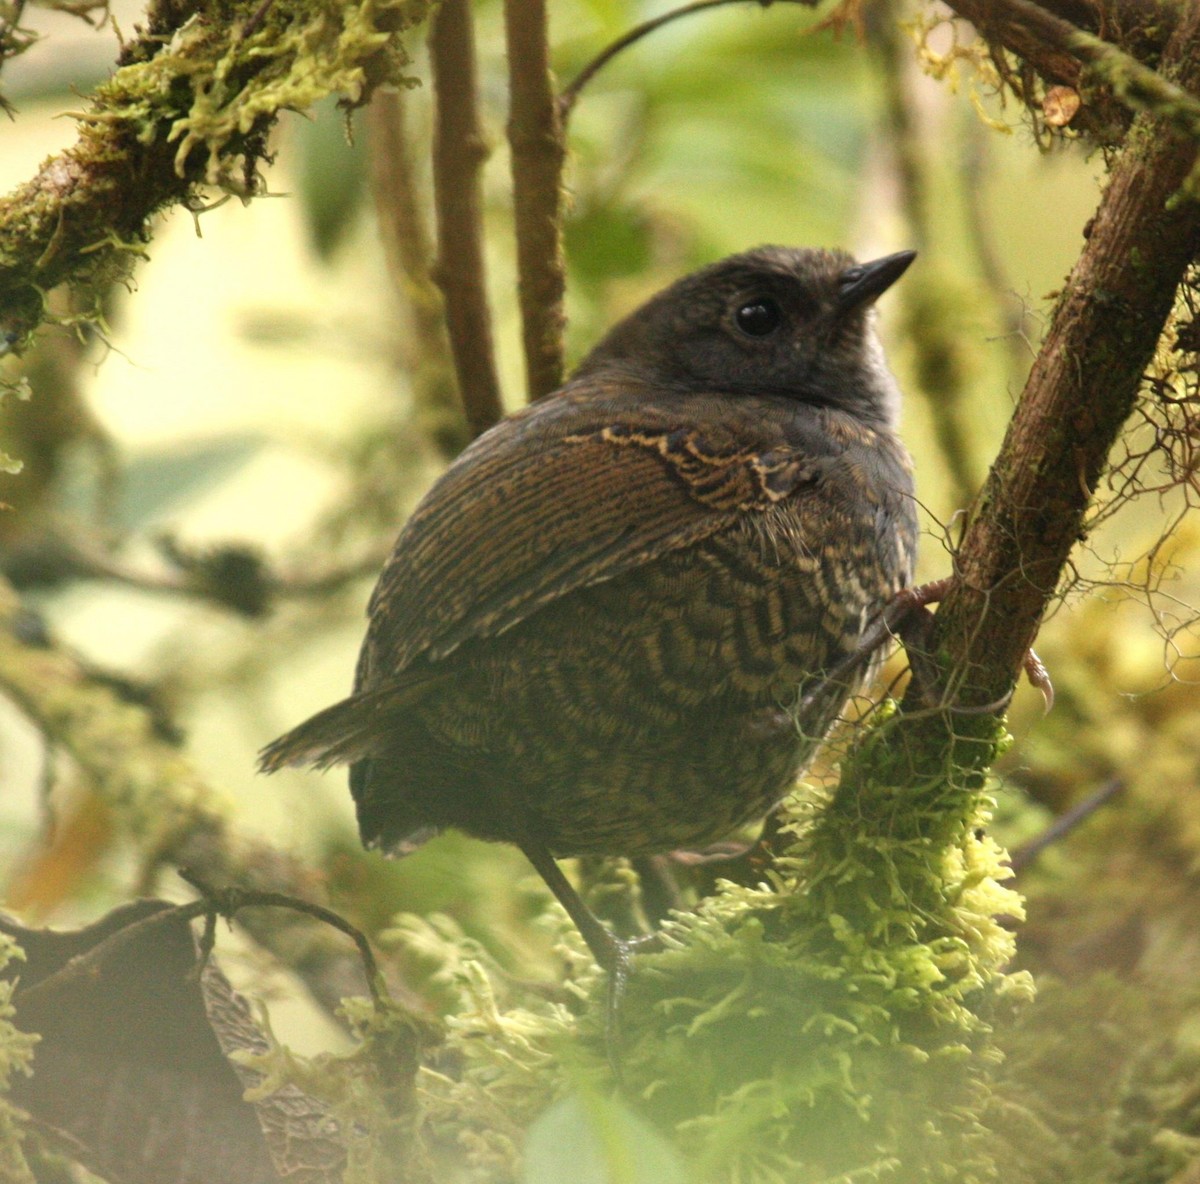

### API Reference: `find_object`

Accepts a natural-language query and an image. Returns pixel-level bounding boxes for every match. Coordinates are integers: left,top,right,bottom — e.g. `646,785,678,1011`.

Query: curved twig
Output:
558,0,819,121
178,868,387,1007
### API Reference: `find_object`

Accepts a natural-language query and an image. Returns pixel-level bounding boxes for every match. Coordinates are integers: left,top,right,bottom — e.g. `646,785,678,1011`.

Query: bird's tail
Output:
257,673,442,774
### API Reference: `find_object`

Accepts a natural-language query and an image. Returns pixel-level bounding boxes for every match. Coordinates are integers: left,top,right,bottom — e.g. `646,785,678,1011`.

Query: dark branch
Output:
1009,777,1125,873
505,0,567,400
178,868,387,1008
911,3,1200,713
2,526,391,617
428,0,505,438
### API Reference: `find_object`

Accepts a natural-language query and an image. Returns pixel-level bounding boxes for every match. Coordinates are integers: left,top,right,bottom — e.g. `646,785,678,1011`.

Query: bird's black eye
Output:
734,298,783,337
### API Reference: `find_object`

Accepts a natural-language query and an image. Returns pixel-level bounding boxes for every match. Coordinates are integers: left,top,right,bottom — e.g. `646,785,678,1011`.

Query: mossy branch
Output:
916,3,1200,712
943,0,1200,140
505,0,567,401
0,0,431,349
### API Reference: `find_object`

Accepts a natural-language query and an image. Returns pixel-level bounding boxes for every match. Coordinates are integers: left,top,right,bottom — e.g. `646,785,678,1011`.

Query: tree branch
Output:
944,0,1200,141
366,87,469,458
505,0,567,400
428,0,505,438
0,0,428,351
918,3,1200,712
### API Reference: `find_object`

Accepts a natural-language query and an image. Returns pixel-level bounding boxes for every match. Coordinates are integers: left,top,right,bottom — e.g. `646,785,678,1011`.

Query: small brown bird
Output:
260,246,918,976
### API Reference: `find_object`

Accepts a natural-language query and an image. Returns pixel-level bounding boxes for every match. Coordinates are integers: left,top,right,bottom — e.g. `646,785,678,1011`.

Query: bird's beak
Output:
836,250,917,313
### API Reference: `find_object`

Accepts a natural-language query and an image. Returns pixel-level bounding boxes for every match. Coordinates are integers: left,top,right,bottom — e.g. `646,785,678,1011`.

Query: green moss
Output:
87,0,431,186
392,704,1033,1183
237,992,440,1184
0,0,435,338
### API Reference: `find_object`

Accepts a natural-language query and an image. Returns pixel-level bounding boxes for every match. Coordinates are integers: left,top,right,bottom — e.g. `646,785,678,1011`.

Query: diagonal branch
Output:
428,0,505,437
0,0,425,350
505,0,567,401
913,3,1200,713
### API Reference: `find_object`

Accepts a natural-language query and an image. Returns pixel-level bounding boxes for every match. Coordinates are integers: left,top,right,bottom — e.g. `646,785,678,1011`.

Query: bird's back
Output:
347,390,917,856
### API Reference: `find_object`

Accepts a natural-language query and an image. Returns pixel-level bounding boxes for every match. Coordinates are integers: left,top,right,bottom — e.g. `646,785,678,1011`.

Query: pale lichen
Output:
84,0,431,186
235,990,439,1184
0,935,37,1184
0,579,232,863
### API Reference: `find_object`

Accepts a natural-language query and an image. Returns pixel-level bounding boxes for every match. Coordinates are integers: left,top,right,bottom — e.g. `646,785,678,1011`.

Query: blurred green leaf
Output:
294,97,368,261
565,198,655,288
524,1092,686,1184
109,435,266,531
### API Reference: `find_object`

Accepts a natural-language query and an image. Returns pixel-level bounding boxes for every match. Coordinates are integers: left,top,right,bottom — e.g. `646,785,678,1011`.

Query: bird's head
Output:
574,245,915,429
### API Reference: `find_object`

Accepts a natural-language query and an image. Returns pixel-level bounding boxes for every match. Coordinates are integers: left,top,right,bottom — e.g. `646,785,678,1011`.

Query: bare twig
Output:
558,0,821,121
365,88,467,458
1009,777,1125,873
15,876,389,1013
428,0,504,438
3,525,391,615
505,0,567,400
178,868,387,1007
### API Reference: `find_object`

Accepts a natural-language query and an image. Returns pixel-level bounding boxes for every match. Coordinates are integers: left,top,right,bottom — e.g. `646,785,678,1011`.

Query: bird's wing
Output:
359,389,842,682
258,389,878,774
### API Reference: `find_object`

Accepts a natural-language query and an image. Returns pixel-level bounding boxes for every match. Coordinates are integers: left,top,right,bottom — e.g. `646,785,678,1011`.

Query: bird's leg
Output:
892,579,1054,711
792,578,949,719
519,838,661,1072
631,855,685,928
663,809,784,895
520,837,632,973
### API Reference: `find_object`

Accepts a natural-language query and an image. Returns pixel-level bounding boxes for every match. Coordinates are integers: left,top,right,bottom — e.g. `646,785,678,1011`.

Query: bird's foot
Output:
797,576,1054,715
594,928,662,1086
